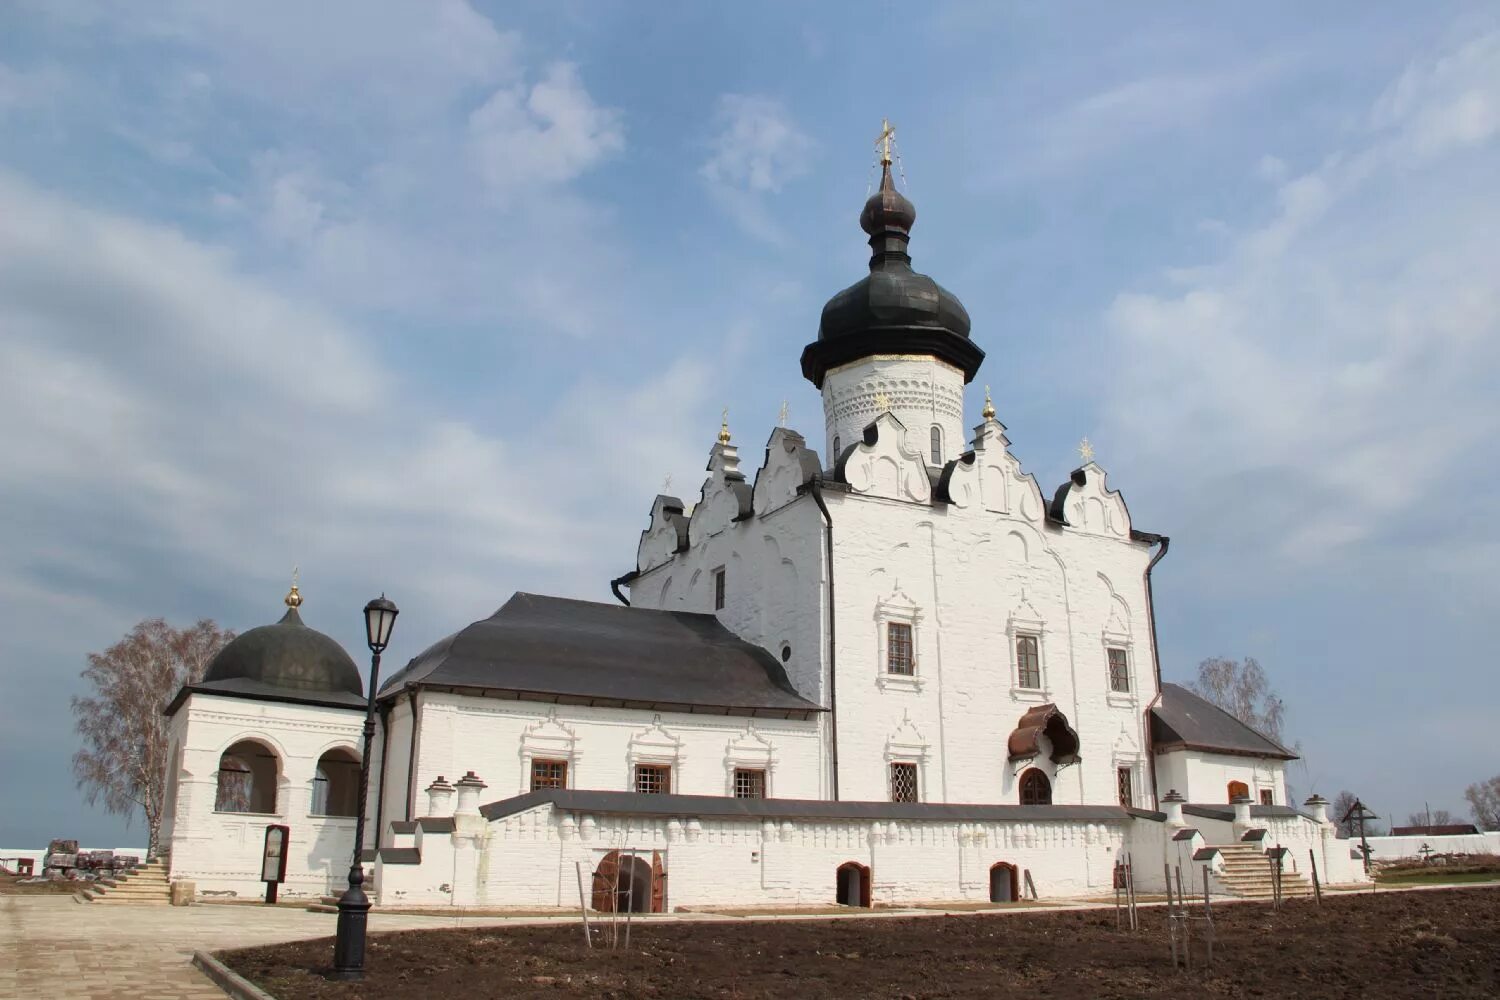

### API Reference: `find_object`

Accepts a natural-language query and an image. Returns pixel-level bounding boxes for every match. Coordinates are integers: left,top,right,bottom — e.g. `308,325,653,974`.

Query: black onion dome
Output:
801,159,983,389
202,605,363,697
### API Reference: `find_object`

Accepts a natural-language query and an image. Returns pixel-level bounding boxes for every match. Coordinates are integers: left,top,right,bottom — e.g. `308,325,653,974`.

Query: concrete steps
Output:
77,858,172,905
1210,844,1314,899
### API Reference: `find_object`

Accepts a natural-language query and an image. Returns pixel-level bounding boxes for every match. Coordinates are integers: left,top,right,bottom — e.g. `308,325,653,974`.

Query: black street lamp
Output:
331,594,398,981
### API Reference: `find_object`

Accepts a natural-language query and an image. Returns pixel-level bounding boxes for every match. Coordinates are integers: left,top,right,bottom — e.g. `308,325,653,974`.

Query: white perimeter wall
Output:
1366,831,1500,860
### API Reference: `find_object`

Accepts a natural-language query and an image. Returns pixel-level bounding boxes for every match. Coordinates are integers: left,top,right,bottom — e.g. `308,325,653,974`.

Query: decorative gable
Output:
636,494,689,573
1048,464,1131,538
752,427,822,515
689,438,753,546
835,412,931,503
937,418,1045,521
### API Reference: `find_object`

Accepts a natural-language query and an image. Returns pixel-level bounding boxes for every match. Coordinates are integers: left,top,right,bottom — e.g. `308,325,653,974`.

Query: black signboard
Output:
262,824,290,904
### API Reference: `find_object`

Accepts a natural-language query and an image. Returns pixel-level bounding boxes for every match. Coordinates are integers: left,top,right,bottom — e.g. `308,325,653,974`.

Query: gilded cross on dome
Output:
876,118,896,166
718,408,731,444
778,400,789,427
662,473,673,493
1078,437,1095,464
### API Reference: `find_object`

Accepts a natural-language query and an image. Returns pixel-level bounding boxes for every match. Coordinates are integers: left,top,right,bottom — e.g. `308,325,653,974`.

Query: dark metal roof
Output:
163,677,367,717
479,788,1145,824
1007,704,1081,765
379,593,821,718
1183,804,1305,822
1150,683,1298,760
199,606,363,699
801,161,982,388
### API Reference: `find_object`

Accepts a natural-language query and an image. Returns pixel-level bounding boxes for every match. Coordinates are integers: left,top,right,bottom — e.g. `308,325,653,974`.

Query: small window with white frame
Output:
886,622,914,675
634,763,670,795
1107,647,1130,693
930,425,943,465
889,762,919,803
733,768,766,799
1015,634,1042,689
1116,766,1134,808
713,567,726,610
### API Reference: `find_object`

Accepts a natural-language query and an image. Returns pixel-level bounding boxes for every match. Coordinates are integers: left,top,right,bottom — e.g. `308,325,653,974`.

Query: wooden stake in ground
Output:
574,862,592,949
1309,848,1322,905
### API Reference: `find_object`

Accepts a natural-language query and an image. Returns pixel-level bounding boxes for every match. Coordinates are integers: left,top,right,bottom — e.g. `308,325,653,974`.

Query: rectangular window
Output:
530,758,567,791
1117,766,1134,808
1016,635,1041,689
733,768,766,799
1260,788,1274,806
890,762,919,803
714,568,726,610
634,764,670,795
887,622,914,675
1107,647,1130,693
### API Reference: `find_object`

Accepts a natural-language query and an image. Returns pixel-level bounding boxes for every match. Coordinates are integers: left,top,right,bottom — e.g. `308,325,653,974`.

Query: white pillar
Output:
1231,794,1253,840
424,776,455,818
1162,789,1187,829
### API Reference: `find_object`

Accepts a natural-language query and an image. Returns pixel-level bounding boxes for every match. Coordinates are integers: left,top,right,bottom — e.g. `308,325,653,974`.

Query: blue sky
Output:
2,2,1497,846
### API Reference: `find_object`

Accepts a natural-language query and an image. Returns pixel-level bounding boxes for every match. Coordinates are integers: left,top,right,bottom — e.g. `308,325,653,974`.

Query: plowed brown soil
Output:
223,886,1500,999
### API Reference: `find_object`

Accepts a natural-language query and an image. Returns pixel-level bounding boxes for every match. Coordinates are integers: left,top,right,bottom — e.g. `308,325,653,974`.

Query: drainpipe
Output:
1136,533,1171,809
373,699,393,849
609,571,637,607
404,687,421,820
807,478,840,801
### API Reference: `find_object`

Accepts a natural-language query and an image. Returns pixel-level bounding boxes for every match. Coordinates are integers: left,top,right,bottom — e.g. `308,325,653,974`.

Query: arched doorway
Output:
989,862,1018,903
835,861,872,907
311,747,360,816
1019,768,1052,806
591,851,658,913
214,739,280,814
1227,780,1249,802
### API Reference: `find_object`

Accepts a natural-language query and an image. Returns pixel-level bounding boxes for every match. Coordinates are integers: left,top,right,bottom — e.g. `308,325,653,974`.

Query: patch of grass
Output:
1377,870,1500,886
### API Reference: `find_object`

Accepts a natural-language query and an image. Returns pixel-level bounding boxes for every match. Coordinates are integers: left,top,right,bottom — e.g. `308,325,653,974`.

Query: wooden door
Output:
651,850,667,914
591,851,620,912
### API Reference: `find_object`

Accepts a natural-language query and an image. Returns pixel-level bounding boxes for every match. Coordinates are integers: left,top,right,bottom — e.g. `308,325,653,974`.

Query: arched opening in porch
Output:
835,861,872,907
214,739,280,814
1227,780,1249,802
989,862,1018,903
591,850,655,913
311,746,361,817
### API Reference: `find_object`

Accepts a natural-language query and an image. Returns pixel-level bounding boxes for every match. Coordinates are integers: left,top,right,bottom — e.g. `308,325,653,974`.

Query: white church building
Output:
159,146,1365,910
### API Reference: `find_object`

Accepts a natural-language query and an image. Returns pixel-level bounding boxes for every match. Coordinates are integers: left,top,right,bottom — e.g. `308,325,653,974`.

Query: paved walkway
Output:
3,882,1491,998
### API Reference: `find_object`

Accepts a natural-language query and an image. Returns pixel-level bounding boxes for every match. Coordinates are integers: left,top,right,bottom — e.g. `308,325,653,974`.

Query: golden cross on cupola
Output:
778,399,789,427
285,566,303,608
1078,437,1095,464
877,118,896,166
718,407,731,444
661,473,673,493
982,385,996,420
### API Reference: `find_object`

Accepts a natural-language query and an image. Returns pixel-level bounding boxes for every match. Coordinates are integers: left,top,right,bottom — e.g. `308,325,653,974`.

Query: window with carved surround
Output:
733,768,766,799
887,622,914,675
876,593,924,691
1016,635,1041,689
635,764,670,795
531,758,568,791
1107,647,1130,693
889,762,919,803
1019,768,1051,805
1006,601,1048,698
1117,766,1134,808
1259,788,1274,806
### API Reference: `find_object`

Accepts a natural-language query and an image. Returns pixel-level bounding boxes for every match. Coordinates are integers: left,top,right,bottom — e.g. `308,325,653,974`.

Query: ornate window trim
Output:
884,712,931,802
1112,752,1144,809
1006,597,1050,701
627,715,685,789
875,591,925,692
1102,633,1137,707
723,723,777,798
518,711,582,794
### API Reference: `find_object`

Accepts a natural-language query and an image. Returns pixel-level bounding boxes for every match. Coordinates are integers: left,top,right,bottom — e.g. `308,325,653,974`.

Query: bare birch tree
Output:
1187,656,1287,742
1466,775,1500,830
1405,809,1455,829
72,619,234,857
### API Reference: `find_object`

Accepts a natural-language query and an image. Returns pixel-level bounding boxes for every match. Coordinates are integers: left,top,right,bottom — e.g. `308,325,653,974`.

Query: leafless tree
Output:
1188,656,1287,742
1466,775,1500,831
1405,809,1455,829
72,619,234,858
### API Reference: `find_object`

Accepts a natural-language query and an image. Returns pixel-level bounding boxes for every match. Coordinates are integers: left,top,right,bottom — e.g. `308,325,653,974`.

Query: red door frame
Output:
836,861,872,907
988,862,1019,903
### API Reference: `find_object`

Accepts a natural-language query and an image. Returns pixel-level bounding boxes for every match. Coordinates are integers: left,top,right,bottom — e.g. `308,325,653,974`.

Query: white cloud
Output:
1099,32,1500,579
699,95,813,244
468,62,625,192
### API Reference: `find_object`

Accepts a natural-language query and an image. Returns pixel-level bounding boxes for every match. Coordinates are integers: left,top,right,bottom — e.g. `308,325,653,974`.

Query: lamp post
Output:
331,594,398,981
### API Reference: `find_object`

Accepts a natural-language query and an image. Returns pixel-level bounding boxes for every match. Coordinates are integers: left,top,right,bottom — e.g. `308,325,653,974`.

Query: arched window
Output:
311,747,361,817
214,739,280,814
1019,768,1052,806
833,435,841,457
1227,780,1249,802
930,425,943,465
989,862,1018,903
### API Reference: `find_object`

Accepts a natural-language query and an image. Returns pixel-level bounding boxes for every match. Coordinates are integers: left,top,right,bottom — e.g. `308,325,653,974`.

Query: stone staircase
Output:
76,858,172,905
1210,843,1314,900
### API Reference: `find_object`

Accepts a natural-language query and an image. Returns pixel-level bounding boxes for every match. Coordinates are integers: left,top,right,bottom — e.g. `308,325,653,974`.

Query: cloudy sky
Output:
2,2,1497,846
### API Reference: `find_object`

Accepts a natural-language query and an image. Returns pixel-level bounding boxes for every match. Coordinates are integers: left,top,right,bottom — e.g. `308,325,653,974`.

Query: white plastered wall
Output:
821,355,966,467
1154,749,1288,806
165,692,374,899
